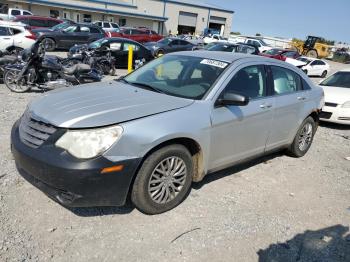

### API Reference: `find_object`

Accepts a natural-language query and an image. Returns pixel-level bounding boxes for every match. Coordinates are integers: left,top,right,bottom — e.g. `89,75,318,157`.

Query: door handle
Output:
260,103,272,109
297,96,306,101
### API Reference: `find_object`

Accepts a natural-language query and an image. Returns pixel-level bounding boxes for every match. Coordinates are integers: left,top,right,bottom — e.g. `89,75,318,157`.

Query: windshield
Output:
123,55,229,99
52,22,70,31
89,38,109,49
259,39,268,46
207,44,235,52
264,49,283,55
157,38,172,45
297,57,312,65
320,72,350,88
63,25,77,33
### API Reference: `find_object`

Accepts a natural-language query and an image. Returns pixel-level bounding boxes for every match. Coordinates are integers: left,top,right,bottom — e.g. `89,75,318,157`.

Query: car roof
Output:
170,51,281,64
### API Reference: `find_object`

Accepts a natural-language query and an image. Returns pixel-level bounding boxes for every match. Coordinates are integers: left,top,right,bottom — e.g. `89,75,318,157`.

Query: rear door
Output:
265,65,309,150
0,26,13,51
210,64,274,170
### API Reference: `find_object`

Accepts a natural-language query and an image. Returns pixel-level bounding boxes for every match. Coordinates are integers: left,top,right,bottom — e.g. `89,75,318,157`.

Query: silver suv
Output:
11,52,324,214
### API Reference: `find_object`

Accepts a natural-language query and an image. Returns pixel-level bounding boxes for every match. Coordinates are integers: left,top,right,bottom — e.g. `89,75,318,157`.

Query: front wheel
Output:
287,116,316,157
131,144,193,214
4,70,31,93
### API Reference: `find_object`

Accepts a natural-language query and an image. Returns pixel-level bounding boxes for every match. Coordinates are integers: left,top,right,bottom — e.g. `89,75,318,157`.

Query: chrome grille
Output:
19,111,57,148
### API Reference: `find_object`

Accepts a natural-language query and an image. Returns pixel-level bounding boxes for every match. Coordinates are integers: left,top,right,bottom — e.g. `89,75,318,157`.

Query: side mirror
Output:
216,92,249,107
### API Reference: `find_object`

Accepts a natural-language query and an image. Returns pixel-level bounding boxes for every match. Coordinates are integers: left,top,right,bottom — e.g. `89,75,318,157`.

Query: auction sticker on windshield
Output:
200,59,228,68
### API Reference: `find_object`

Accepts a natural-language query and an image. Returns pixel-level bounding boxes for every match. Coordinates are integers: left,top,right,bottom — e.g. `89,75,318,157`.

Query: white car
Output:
319,69,350,125
203,34,224,44
0,7,32,20
297,57,330,78
243,38,272,53
93,21,120,32
0,21,36,53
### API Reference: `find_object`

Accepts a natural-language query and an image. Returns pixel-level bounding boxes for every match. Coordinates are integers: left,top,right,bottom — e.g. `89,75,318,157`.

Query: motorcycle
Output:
4,40,102,93
65,46,116,76
0,50,19,82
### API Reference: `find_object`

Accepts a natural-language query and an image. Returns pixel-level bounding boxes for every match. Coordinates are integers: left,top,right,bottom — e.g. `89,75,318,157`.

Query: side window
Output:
310,61,318,66
96,22,102,27
80,26,90,33
103,22,111,28
302,79,312,90
11,10,21,16
8,27,22,35
171,40,180,45
47,20,60,27
224,65,267,99
23,11,32,15
29,19,47,27
123,43,139,51
318,60,326,66
90,27,100,33
111,23,119,29
0,26,9,36
271,66,302,95
213,35,219,40
179,40,188,45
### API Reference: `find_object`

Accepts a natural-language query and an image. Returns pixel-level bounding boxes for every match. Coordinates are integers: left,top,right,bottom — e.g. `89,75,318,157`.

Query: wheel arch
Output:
144,137,204,182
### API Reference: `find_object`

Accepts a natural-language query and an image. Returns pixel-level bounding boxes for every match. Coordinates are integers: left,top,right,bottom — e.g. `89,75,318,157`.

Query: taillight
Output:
25,30,36,40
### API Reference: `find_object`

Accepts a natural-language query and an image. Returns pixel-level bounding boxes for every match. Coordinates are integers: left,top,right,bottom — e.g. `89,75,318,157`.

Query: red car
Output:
110,27,163,43
260,48,300,61
13,15,63,29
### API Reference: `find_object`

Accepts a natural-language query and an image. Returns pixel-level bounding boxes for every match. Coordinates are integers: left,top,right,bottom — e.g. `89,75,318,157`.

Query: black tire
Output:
321,70,327,78
4,70,31,93
287,116,316,157
42,38,56,52
131,144,193,215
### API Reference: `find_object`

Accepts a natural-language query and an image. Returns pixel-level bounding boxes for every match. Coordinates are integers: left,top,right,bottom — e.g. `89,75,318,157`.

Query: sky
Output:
204,0,349,43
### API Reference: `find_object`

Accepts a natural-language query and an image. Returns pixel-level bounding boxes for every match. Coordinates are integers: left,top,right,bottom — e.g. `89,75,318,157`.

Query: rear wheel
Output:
287,116,316,157
306,49,318,58
131,144,193,214
4,70,31,93
42,38,56,52
321,70,327,78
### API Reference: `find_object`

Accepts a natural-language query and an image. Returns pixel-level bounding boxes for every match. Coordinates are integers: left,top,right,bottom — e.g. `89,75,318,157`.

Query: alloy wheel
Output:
298,123,313,151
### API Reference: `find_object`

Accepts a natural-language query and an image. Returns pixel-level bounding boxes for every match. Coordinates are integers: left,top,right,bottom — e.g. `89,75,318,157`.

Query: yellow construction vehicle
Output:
291,36,330,58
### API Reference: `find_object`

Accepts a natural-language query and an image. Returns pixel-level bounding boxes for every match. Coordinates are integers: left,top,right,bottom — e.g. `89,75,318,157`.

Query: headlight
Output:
55,125,123,159
342,101,350,108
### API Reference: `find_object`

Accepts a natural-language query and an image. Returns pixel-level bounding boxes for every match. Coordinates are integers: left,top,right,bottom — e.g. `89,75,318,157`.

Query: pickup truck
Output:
0,7,32,21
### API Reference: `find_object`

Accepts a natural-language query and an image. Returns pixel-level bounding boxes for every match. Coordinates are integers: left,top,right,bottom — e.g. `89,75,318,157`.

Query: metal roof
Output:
164,0,234,13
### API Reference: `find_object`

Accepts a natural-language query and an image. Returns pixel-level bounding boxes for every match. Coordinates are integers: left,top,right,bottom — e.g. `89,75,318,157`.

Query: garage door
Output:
178,11,197,27
209,16,226,25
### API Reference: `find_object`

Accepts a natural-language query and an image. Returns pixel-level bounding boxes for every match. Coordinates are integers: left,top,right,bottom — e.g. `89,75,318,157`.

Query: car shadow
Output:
68,205,134,217
192,151,284,190
257,224,350,262
320,121,350,131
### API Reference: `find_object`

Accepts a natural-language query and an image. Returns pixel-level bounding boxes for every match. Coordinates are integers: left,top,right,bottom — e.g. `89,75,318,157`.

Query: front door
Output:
265,65,309,150
209,64,274,170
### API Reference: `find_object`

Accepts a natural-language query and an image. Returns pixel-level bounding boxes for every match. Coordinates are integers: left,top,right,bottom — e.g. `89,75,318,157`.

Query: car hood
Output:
28,81,194,128
319,85,350,104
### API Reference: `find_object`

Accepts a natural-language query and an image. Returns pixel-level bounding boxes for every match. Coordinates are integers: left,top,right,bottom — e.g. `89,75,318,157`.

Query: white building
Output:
1,0,234,37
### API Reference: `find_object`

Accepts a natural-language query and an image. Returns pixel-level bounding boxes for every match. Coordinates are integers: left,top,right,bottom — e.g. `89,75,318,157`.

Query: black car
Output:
35,23,106,51
68,37,153,68
143,37,196,57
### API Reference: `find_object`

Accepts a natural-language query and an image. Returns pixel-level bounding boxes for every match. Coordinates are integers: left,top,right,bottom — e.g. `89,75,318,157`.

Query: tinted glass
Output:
111,23,119,28
11,10,21,15
0,26,9,36
271,66,302,94
282,51,297,58
103,22,111,28
318,60,326,65
89,38,109,48
23,11,31,15
47,20,60,27
124,55,229,99
320,72,350,88
224,65,266,99
90,27,101,33
265,49,283,55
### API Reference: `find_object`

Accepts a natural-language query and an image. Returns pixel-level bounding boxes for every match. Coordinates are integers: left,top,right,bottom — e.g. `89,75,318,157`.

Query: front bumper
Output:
320,105,350,125
11,121,142,207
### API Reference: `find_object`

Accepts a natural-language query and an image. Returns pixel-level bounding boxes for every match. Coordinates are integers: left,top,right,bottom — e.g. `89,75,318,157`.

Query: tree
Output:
255,33,261,36
231,31,241,35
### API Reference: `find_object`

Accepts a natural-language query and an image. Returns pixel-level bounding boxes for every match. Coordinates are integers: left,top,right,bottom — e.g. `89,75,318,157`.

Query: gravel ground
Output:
0,56,349,262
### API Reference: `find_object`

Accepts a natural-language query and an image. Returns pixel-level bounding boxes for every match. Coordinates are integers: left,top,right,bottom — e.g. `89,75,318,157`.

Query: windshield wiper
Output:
128,82,166,94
